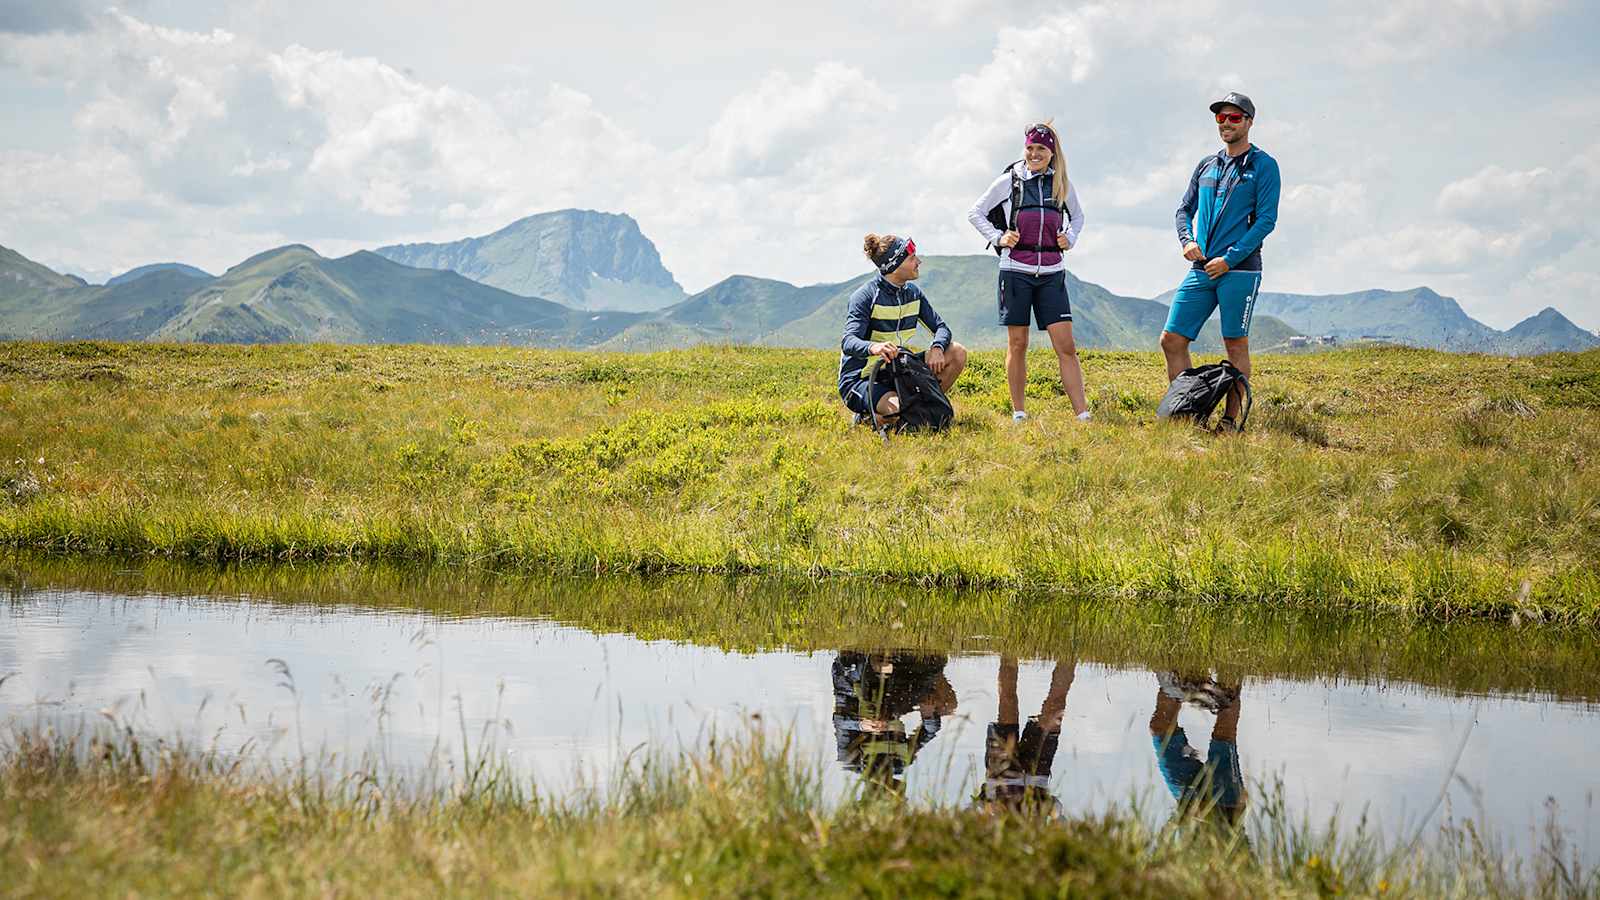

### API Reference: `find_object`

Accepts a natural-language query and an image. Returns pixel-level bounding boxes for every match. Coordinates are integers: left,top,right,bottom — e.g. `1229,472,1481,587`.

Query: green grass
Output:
4,724,1592,898
2,341,1599,624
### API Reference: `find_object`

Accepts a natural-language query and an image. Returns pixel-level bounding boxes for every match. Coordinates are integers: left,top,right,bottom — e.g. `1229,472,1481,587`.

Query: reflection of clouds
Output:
2,589,1597,864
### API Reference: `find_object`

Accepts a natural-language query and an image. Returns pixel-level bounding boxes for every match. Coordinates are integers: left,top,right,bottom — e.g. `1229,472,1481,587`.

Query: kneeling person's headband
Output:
874,237,916,275
1024,124,1056,152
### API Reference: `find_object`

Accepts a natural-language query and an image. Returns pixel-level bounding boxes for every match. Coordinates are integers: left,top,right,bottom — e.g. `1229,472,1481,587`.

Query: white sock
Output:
1012,410,1029,421
1076,410,1093,421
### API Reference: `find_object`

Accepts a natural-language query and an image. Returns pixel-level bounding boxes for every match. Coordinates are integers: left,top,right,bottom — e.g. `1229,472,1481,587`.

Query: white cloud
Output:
696,63,889,179
1101,149,1202,210
1347,0,1566,62
1345,221,1549,272
1285,183,1370,221
1437,165,1558,217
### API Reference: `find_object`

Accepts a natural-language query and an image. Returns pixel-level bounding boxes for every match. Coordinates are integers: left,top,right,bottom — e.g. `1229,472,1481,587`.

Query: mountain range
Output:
0,243,642,346
2,210,1594,356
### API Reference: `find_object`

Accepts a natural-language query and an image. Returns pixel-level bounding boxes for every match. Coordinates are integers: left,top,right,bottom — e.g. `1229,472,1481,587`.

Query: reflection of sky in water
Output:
1,588,1595,865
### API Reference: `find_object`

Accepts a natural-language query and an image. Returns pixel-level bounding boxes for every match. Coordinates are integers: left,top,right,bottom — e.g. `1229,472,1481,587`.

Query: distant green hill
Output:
150,246,644,345
1,252,208,341
1495,307,1600,355
106,263,214,286
1250,286,1500,350
0,245,81,294
1247,286,1597,354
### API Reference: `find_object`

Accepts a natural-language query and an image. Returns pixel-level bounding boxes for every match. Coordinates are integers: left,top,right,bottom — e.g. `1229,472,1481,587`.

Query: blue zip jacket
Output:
837,275,952,397
1175,145,1280,272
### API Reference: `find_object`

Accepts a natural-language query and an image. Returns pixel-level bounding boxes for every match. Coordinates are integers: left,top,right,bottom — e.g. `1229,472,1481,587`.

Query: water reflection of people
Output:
832,650,956,794
1149,671,1247,829
977,657,1075,816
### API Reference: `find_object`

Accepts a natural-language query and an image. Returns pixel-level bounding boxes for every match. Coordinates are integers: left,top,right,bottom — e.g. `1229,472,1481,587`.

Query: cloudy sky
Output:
1,0,1596,328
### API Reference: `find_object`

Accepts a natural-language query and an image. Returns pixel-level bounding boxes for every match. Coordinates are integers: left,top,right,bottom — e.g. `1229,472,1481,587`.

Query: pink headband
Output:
1024,125,1056,152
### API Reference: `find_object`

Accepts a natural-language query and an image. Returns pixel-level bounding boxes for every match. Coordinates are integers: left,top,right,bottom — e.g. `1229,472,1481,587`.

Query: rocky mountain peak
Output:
373,210,685,313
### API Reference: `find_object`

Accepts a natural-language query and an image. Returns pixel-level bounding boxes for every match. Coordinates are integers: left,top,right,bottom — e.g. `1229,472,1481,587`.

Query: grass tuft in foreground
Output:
3,725,1594,898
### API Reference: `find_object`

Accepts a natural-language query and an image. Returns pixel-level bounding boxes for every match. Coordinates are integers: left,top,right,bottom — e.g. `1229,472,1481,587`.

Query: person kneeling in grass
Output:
838,233,967,424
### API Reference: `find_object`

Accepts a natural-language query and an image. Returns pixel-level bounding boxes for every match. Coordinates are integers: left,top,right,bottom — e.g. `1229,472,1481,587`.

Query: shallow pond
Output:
2,557,1596,867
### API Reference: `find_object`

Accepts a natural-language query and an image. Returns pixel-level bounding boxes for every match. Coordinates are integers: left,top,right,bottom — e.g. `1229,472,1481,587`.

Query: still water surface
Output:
2,580,1596,866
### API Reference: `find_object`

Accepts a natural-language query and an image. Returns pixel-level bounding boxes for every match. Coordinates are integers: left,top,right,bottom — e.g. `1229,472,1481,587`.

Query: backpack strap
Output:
1007,166,1022,233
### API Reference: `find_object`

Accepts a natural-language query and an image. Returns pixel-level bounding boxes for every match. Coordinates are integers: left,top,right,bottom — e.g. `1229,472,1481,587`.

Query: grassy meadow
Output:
4,725,1592,899
2,341,1598,623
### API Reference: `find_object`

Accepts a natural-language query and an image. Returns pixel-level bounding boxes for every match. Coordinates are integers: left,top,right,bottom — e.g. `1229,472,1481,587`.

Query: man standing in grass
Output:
1160,92,1281,432
1149,672,1247,829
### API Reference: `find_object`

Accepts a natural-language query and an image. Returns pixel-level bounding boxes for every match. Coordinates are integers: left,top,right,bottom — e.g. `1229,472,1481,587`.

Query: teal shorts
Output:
1163,269,1262,340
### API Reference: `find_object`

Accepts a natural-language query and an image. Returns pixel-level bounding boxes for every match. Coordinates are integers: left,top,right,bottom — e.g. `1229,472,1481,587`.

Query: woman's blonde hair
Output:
1036,119,1069,211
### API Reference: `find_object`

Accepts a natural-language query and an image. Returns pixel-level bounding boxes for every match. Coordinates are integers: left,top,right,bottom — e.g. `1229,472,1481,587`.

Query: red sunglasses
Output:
1215,112,1248,124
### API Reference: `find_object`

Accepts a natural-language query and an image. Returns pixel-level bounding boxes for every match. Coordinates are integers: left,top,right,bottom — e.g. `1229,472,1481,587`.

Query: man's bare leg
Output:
1160,330,1193,382
937,342,969,393
873,391,901,424
1149,689,1182,740
1222,336,1250,421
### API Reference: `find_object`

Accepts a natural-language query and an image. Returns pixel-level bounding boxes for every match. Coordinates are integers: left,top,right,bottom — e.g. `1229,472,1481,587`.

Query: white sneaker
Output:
1012,410,1029,422
1076,410,1093,422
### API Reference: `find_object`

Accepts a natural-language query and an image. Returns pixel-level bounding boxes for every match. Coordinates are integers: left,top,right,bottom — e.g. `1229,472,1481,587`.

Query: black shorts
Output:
841,351,926,415
843,378,893,415
985,720,1061,779
998,269,1071,330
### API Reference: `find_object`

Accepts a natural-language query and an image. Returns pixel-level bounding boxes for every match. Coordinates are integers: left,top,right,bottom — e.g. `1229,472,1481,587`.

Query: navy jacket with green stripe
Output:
837,275,953,397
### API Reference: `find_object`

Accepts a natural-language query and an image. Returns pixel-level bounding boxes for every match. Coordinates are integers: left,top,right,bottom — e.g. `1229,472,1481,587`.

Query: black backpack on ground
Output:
868,351,954,436
1156,360,1252,430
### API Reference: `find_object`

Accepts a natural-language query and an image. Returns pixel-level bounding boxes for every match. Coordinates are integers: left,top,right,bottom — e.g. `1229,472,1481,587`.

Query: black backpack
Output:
983,162,1074,255
1156,360,1252,430
868,351,954,435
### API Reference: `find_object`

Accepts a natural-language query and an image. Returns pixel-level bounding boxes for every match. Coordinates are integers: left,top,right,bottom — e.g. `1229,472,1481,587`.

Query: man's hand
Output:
1055,231,1072,251
1182,241,1204,262
870,341,899,362
1204,257,1231,278
998,230,1020,249
926,345,946,375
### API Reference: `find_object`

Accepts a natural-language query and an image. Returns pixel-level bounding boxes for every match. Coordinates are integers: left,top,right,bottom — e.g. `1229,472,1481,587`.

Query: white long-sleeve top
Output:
966,162,1086,276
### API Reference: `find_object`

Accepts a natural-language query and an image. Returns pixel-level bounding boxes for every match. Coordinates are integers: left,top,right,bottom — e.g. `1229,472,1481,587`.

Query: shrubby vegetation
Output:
2,341,1597,623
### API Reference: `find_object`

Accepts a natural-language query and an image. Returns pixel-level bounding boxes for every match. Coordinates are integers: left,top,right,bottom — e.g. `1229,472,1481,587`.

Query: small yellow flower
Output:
1307,855,1320,869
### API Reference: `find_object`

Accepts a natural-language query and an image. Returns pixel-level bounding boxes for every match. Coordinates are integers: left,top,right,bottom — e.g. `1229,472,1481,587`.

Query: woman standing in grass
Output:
967,121,1089,422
